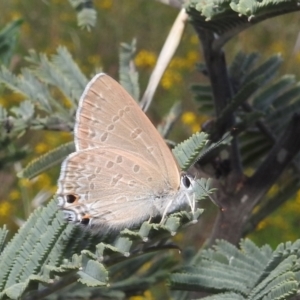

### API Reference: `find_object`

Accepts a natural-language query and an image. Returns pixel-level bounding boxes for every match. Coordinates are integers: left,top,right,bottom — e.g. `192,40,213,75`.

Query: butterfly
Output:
56,73,196,233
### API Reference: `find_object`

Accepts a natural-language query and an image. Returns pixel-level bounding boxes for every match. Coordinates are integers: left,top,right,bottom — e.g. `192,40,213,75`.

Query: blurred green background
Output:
0,0,300,250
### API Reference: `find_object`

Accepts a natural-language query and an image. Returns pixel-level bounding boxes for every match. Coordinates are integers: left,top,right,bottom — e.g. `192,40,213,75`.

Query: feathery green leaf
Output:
19,142,75,179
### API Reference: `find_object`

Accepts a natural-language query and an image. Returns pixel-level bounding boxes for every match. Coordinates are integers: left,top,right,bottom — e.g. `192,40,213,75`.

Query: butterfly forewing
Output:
74,74,179,186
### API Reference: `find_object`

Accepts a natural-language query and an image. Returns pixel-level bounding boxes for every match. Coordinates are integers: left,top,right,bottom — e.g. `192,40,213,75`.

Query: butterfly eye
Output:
182,175,191,188
66,194,77,204
80,218,90,225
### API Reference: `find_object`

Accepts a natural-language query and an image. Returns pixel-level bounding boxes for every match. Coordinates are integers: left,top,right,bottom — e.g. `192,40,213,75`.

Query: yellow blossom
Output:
135,50,156,68
19,178,31,188
129,296,144,300
9,11,22,20
186,50,200,67
143,291,154,300
88,54,101,65
284,199,300,213
192,123,200,133
161,70,182,89
129,290,154,300
6,93,24,104
62,97,73,109
0,97,6,106
35,142,49,154
49,186,57,194
269,42,285,55
36,173,52,189
9,190,20,201
181,112,207,133
0,202,12,217
267,185,279,197
173,231,183,243
256,220,267,230
95,0,113,9
169,57,186,69
45,132,66,145
60,131,72,139
181,112,196,125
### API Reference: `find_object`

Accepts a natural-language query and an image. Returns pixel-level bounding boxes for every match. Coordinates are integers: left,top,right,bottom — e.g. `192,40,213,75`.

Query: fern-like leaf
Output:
52,46,88,100
68,0,97,30
77,260,108,287
0,19,23,66
186,0,300,49
173,132,209,171
119,39,140,101
18,142,75,179
26,50,78,106
171,239,300,299
0,227,8,255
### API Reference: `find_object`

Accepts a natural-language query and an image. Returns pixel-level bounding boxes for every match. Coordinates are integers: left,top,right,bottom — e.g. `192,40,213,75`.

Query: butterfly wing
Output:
57,73,181,230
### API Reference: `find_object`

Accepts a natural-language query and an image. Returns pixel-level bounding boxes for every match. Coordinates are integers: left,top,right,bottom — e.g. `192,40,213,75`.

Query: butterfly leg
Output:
185,192,195,215
159,198,173,225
